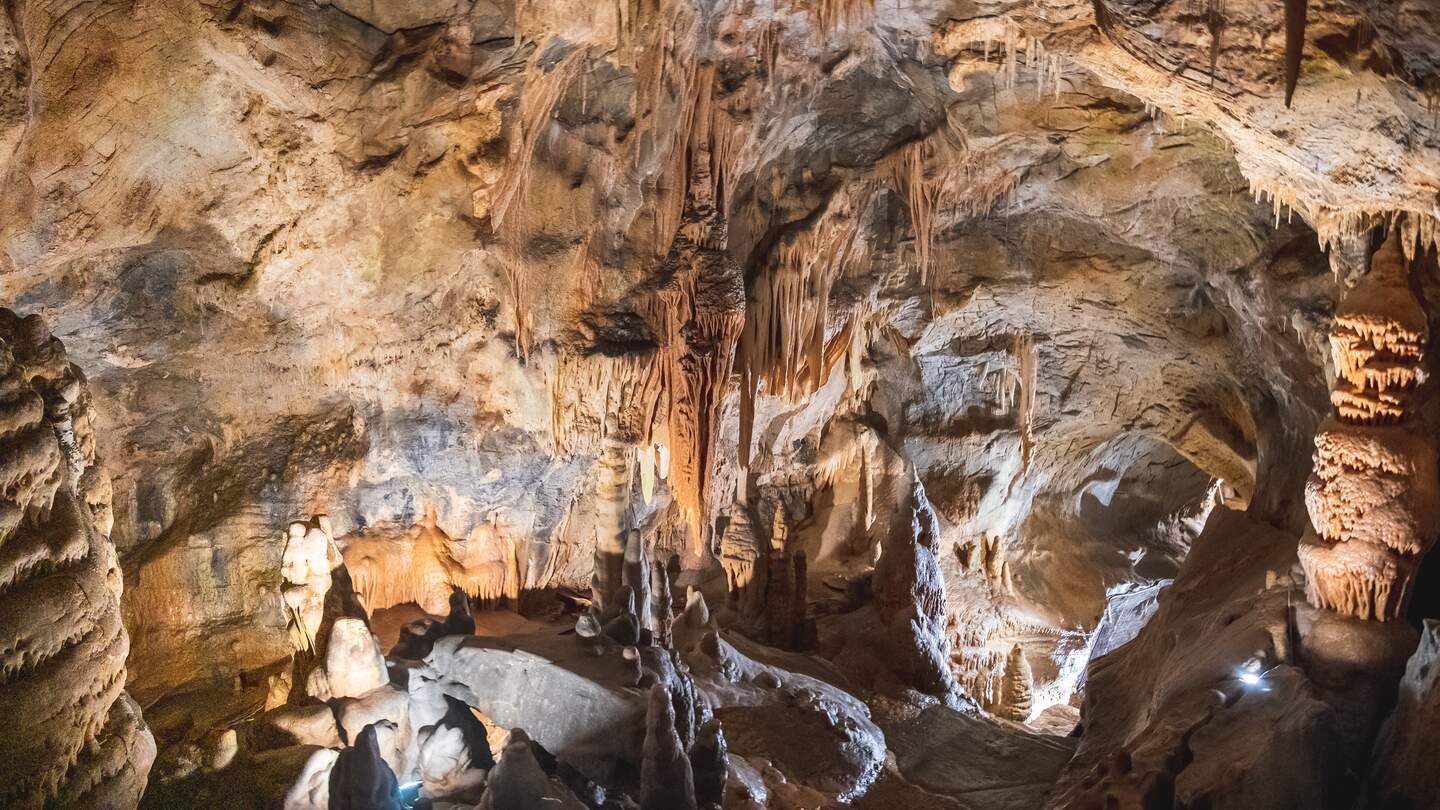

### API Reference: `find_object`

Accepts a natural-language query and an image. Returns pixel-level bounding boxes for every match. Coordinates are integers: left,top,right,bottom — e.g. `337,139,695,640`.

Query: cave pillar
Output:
0,310,155,809
1299,231,1439,621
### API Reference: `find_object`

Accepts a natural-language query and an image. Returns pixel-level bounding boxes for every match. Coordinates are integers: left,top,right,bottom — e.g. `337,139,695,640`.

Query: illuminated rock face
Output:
0,310,154,809
1300,234,1437,621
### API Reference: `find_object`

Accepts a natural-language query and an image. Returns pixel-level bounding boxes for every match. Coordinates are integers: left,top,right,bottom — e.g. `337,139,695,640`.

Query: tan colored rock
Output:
314,618,390,700
1301,232,1437,621
0,310,154,809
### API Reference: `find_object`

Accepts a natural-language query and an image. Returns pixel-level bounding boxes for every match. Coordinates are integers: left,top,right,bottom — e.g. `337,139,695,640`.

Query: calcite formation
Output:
281,516,341,654
1300,233,1438,620
0,310,154,809
343,516,520,616
999,644,1035,722
874,476,958,699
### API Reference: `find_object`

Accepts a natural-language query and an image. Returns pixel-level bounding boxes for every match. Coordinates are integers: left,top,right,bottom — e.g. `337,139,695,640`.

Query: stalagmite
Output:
874,475,959,697
416,723,486,801
999,644,1034,722
329,724,401,810
1300,231,1438,620
623,528,653,633
477,729,587,809
311,618,389,700
590,422,635,621
690,719,728,808
282,516,341,654
641,684,698,810
653,559,675,649
285,748,340,810
0,310,154,810
719,499,764,611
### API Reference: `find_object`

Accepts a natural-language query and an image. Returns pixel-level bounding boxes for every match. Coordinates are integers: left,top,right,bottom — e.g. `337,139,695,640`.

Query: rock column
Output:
0,310,155,809
1299,232,1439,621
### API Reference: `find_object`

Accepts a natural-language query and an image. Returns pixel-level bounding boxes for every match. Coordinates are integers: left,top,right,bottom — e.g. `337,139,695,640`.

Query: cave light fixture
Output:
1235,655,1277,689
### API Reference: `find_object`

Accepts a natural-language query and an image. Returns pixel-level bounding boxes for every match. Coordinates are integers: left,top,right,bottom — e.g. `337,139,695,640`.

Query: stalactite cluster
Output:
737,188,873,471
995,333,1038,471
344,516,521,616
1299,232,1439,620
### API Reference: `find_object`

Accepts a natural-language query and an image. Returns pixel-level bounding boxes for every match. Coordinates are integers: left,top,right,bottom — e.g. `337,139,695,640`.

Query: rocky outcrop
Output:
1364,619,1440,809
0,310,154,809
1049,507,1342,809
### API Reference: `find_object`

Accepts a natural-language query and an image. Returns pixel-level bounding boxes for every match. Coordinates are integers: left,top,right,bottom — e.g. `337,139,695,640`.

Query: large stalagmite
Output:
0,310,155,809
1299,232,1438,621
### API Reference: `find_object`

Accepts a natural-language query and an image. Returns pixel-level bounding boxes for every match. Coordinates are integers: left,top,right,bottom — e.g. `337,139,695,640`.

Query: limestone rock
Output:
318,618,391,700
1363,619,1440,809
0,310,155,809
329,724,401,810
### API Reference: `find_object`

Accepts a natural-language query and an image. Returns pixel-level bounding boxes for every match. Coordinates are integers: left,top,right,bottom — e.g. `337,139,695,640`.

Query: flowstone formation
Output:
0,310,154,809
1299,232,1438,620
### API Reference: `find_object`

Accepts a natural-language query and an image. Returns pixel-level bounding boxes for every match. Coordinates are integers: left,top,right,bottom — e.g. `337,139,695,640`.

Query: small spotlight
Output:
1238,671,1262,686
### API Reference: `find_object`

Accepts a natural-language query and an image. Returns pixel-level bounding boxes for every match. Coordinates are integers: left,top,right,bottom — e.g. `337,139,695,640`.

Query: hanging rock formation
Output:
0,310,155,810
1299,231,1438,620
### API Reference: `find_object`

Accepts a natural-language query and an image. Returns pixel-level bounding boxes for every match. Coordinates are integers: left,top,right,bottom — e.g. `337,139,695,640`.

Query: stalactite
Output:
343,517,522,616
1016,334,1037,471
1206,0,1225,86
502,261,532,366
1246,176,1440,263
640,265,744,564
1300,230,1439,621
887,141,942,286
993,334,1038,470
813,0,874,32
737,187,872,471
490,45,589,232
549,349,664,458
956,648,1007,709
